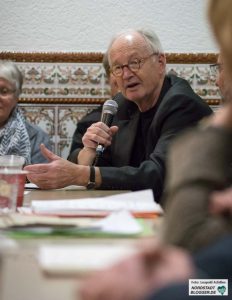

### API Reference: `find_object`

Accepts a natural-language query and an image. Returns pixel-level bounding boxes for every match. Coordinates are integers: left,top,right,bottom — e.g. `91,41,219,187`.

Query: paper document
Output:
2,211,145,237
25,183,86,191
31,189,163,216
93,210,142,234
0,213,92,229
38,243,138,276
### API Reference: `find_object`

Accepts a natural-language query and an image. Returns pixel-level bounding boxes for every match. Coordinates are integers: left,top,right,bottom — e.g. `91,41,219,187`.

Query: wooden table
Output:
0,189,162,300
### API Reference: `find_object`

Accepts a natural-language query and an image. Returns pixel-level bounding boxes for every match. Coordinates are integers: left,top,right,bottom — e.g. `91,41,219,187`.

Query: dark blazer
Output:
69,74,212,203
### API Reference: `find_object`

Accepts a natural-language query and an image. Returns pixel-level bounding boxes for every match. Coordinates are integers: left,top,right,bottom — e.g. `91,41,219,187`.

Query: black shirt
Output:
130,77,171,167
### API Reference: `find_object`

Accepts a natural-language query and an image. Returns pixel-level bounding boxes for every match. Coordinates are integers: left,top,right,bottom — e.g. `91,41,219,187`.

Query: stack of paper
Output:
30,189,163,217
38,243,138,276
1,210,145,237
25,183,86,191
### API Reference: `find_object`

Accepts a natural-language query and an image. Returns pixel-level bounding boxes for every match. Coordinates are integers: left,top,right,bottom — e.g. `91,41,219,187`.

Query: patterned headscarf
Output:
0,106,31,165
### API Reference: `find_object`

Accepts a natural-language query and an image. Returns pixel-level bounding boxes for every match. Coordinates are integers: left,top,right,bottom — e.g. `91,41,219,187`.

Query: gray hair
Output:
0,60,23,97
102,50,110,78
107,28,164,66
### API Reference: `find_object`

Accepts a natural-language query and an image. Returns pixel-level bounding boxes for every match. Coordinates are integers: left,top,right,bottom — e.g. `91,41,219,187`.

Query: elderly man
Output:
25,28,211,202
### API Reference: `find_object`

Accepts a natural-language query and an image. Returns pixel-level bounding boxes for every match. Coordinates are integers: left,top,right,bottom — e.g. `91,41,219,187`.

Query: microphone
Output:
96,99,118,155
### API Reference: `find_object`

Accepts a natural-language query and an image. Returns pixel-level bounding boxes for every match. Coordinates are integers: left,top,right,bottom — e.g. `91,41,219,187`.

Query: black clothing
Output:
68,75,212,203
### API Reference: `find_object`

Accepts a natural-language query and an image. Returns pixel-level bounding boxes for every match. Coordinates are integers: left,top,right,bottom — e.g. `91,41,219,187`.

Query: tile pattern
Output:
18,62,220,159
17,63,110,100
167,64,220,100
17,62,221,102
20,104,100,159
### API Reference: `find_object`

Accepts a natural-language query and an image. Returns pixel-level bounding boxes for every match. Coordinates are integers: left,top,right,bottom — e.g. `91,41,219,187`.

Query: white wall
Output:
1,0,218,53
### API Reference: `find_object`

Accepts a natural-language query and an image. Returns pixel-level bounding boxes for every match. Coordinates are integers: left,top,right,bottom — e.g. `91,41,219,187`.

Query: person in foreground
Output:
78,182,232,300
0,60,52,164
210,52,231,103
78,0,232,299
25,28,211,202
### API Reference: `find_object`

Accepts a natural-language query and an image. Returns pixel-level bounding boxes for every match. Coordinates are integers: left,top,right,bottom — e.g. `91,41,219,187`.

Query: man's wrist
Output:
78,147,96,165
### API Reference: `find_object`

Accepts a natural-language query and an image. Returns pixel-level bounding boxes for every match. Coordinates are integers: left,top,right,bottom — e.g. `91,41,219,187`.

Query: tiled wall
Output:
15,57,220,159
20,103,100,159
18,62,111,100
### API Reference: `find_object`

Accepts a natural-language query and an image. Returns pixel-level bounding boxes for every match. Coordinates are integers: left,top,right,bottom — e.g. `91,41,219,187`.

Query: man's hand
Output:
210,188,232,215
82,122,118,149
79,240,194,300
24,144,89,189
201,104,232,130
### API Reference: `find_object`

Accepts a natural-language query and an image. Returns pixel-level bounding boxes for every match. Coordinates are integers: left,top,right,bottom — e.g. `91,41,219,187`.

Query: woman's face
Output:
0,78,17,128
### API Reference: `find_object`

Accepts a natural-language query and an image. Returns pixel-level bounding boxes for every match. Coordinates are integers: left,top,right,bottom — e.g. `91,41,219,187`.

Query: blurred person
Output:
152,1,232,297
162,0,232,252
208,0,232,74
79,193,232,300
210,52,231,103
0,60,52,164
25,28,212,202
161,115,232,251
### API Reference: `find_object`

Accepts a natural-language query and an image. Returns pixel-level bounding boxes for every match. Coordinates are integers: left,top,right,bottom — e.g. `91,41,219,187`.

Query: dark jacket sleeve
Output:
162,127,232,251
99,93,212,203
67,106,102,162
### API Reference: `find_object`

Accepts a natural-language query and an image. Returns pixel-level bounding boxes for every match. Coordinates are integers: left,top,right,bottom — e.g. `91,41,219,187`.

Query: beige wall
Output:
1,0,217,53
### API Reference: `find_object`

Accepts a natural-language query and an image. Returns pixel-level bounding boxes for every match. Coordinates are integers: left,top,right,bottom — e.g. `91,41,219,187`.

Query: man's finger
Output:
40,144,60,161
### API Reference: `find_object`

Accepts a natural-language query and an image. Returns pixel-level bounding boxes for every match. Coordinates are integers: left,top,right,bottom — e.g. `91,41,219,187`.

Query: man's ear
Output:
158,53,166,73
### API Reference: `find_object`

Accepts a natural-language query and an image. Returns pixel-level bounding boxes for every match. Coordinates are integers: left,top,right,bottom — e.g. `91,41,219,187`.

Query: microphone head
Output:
102,99,118,115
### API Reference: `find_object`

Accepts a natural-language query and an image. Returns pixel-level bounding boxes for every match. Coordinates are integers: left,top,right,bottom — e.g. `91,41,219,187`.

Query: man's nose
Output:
122,65,133,78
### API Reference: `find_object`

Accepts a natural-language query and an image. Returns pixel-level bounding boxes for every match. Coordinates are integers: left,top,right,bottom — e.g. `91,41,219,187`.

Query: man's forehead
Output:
112,32,144,48
109,33,150,60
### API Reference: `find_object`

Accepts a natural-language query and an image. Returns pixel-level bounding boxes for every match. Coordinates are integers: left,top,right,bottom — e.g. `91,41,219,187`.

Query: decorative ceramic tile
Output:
19,104,100,158
16,61,221,103
167,64,195,85
56,63,106,98
195,65,214,85
58,105,98,138
58,105,99,158
17,62,108,99
194,87,220,98
19,105,55,136
166,63,221,101
194,64,221,100
18,63,57,98
58,139,72,159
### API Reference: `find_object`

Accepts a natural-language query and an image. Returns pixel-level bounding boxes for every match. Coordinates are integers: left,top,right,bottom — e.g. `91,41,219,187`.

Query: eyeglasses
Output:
210,63,223,76
111,53,158,77
0,87,16,98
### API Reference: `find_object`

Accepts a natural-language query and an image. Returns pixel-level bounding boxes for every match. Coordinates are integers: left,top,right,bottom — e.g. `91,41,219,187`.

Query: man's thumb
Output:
40,144,60,162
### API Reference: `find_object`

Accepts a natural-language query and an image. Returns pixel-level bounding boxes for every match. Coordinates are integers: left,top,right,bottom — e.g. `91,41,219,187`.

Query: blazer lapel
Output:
112,111,140,166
